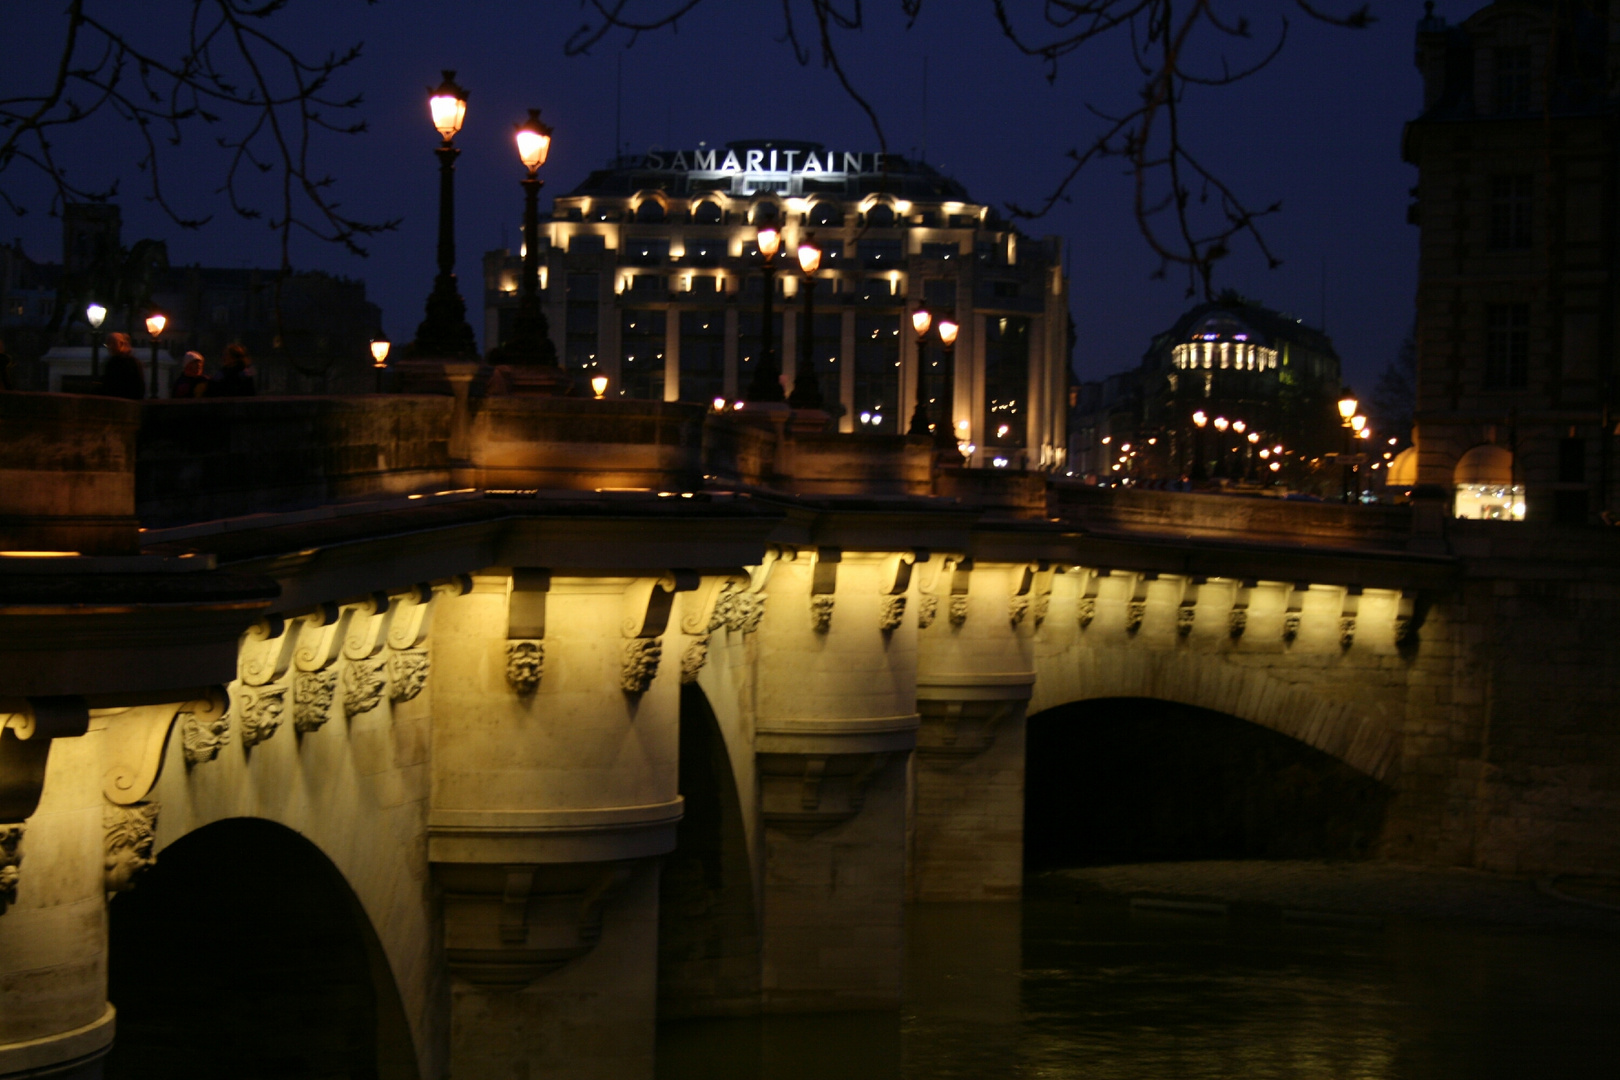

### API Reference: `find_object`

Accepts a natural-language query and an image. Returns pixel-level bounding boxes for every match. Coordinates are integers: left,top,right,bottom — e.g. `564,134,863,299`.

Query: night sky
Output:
5,0,1440,396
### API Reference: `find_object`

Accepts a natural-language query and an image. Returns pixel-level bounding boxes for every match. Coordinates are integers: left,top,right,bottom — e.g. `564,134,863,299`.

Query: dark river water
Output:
657,892,1620,1080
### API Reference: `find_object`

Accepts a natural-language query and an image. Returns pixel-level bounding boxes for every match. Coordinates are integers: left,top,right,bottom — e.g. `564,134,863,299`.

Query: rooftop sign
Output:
634,149,897,179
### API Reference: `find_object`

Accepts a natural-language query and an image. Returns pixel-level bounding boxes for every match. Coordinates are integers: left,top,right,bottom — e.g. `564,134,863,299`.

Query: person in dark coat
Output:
171,351,209,398
208,343,256,397
96,333,145,400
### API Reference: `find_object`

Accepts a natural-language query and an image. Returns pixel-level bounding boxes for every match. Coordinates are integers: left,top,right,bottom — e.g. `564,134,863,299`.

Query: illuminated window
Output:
692,201,723,225
854,314,900,432
809,201,842,227
620,309,666,400
986,316,1030,448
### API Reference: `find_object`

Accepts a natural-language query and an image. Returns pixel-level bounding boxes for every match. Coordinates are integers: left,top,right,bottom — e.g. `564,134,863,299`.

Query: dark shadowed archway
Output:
1024,698,1393,870
106,817,419,1080
658,683,760,1018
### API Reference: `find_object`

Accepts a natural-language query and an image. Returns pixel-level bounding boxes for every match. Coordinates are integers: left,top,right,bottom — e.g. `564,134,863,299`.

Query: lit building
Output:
483,139,1070,467
1405,1,1618,522
1071,293,1345,487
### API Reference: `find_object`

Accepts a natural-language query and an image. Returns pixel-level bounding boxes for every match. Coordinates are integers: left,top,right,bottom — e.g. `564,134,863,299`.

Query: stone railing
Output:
0,393,142,554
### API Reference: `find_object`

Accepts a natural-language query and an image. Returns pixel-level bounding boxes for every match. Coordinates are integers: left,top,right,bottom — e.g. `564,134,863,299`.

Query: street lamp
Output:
144,312,167,397
415,71,477,359
935,319,961,455
86,302,107,377
907,307,933,436
1191,409,1208,480
745,226,784,402
591,374,609,399
502,108,561,371
371,335,391,393
788,240,824,409
1337,391,1359,502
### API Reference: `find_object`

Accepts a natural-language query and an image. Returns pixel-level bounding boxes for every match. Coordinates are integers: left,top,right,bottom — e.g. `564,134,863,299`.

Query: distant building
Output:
18,203,383,395
1405,0,1619,522
1071,294,1345,486
483,139,1070,468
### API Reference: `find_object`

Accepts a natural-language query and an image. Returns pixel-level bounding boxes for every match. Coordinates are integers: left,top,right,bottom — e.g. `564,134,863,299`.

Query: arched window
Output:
809,201,842,227
634,199,667,224
752,201,780,225
1453,444,1522,520
865,203,896,228
692,200,722,225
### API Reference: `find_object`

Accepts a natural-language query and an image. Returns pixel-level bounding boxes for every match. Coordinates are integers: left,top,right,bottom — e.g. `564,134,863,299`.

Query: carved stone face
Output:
104,833,155,894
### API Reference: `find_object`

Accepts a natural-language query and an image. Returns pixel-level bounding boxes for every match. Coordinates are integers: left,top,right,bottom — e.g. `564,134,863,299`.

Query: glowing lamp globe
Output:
145,313,167,338
1192,410,1207,428
911,309,932,338
1338,393,1358,420
757,227,780,260
938,320,959,347
86,303,107,329
797,242,822,275
591,374,609,399
515,109,553,173
429,71,468,142
370,337,391,367
1213,416,1229,432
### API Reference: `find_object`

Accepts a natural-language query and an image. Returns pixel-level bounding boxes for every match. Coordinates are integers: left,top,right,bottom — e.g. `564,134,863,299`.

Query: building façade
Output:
1405,0,1620,522
482,139,1070,469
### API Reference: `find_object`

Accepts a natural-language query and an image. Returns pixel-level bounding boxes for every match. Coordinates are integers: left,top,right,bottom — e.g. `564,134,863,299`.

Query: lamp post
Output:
1191,410,1207,480
591,374,609,399
745,226,784,402
934,319,961,454
907,307,932,436
1246,430,1260,482
144,312,167,397
415,71,477,359
1212,415,1229,478
1350,413,1368,501
86,303,106,377
788,240,824,409
504,108,559,367
371,335,391,394
1338,390,1359,503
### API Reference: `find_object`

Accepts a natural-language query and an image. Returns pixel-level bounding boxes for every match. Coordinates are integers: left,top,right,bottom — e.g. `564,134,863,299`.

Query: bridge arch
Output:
1030,648,1402,781
106,817,419,1079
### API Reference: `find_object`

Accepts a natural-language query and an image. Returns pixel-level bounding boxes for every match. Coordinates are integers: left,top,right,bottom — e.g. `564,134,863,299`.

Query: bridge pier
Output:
910,559,1038,901
0,731,115,1080
750,550,919,1011
428,572,684,1080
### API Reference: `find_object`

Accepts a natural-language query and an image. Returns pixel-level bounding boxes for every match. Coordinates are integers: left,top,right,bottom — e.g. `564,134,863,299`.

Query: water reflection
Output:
658,893,1620,1079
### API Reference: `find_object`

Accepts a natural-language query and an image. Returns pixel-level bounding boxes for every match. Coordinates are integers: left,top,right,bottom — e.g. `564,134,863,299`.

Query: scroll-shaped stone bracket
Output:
1031,565,1056,627
342,593,396,662
877,551,916,597
102,687,227,805
747,546,785,595
1175,577,1202,638
239,617,297,687
809,548,840,633
386,583,438,651
1007,563,1038,628
1228,580,1254,638
1075,567,1101,629
912,551,953,630
294,603,351,674
1339,586,1362,649
1125,572,1153,634
1,697,88,831
681,573,747,637
622,570,699,640
1281,581,1307,643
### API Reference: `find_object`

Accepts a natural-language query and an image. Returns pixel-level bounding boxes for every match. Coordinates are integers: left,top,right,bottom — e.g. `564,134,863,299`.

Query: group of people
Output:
95,333,256,400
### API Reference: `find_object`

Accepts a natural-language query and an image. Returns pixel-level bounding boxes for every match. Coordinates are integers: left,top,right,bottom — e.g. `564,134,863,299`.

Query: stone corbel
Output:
1125,572,1153,633
1281,582,1307,643
342,593,396,662
0,823,21,915
1339,586,1362,649
1076,567,1101,628
294,603,352,674
875,551,915,632
916,672,1035,764
948,558,974,627
103,801,159,895
747,546,785,595
1176,577,1201,637
912,551,954,630
1008,564,1035,627
239,617,297,687
1395,590,1419,646
1031,565,1055,627
441,862,639,987
101,688,227,805
507,569,550,695
621,571,698,693
678,573,746,683
386,583,437,651
809,548,840,633
757,750,898,837
1,697,91,913
1228,580,1253,638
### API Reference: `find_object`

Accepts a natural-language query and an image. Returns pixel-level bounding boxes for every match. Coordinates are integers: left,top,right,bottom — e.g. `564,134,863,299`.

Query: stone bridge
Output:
2,392,1616,1079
